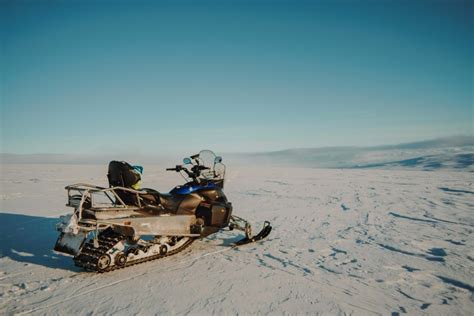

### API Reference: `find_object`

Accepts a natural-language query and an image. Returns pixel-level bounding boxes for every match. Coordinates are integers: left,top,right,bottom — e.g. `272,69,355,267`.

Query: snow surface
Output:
1,164,473,315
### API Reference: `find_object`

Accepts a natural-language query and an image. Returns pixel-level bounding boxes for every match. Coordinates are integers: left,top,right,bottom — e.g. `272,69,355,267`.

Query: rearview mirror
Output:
214,156,222,163
183,157,192,165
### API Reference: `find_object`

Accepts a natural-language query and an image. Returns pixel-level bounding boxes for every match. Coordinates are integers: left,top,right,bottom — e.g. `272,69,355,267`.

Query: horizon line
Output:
0,134,472,157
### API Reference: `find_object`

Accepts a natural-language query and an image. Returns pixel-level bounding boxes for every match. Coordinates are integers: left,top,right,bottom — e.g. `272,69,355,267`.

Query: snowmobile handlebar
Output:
166,165,210,172
166,165,198,180
166,159,211,182
194,165,210,171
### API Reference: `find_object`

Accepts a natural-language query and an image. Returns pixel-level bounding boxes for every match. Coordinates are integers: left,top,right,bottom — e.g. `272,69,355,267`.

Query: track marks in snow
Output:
436,276,474,293
11,245,235,314
439,187,474,195
388,212,438,224
377,244,446,262
340,204,350,211
263,253,313,275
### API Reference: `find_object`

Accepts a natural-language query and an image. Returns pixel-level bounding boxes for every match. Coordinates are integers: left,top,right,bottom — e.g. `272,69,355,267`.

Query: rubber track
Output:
74,230,195,273
74,221,272,273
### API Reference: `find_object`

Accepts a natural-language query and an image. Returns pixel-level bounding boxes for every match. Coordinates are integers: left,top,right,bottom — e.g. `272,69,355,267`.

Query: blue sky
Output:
1,0,472,155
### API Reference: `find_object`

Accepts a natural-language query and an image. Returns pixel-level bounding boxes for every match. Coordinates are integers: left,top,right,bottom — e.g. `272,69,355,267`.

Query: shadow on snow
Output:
0,212,79,271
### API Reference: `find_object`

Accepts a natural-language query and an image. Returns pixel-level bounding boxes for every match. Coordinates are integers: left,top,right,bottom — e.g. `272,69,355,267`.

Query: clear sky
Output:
1,0,472,155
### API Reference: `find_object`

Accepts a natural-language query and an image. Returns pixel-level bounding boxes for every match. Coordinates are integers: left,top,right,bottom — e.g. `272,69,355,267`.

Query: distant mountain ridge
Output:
365,135,474,150
1,136,473,171
353,152,473,171
256,135,474,154
227,136,474,171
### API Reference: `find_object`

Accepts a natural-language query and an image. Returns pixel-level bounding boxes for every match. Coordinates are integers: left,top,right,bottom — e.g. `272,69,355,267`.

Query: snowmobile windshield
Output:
194,150,225,181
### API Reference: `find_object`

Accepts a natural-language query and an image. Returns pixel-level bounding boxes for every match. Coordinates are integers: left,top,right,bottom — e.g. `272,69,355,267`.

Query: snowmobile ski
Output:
233,221,272,246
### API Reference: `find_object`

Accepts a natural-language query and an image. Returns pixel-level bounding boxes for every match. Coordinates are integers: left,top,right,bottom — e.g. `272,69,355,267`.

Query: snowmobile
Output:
54,150,272,272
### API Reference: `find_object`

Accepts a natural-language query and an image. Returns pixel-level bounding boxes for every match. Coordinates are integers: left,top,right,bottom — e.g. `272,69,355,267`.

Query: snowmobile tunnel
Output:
102,215,199,237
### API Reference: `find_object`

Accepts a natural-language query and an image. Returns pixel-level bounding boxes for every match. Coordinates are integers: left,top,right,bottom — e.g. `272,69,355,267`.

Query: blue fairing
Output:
170,182,217,195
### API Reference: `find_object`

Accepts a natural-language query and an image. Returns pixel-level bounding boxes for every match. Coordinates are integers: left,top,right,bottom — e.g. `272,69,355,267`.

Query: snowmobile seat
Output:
136,188,160,207
107,161,184,211
157,193,182,213
126,188,181,213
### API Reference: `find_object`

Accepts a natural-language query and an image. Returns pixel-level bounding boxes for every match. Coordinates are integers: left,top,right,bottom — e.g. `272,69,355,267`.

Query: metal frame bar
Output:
65,183,147,223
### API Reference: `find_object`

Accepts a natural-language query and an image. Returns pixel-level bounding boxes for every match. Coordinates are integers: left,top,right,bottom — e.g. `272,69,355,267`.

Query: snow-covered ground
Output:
0,164,473,315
